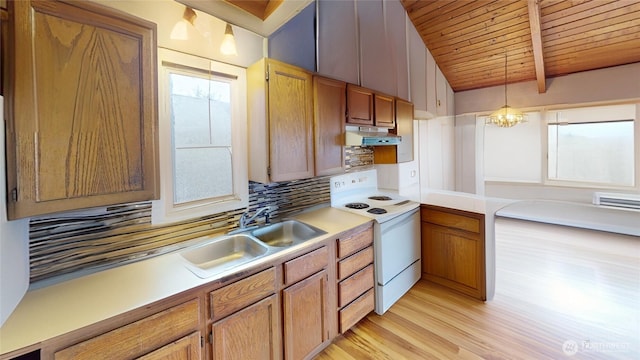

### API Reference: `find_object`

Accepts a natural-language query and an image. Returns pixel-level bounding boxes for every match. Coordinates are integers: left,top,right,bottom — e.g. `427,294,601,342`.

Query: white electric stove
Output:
330,168,421,314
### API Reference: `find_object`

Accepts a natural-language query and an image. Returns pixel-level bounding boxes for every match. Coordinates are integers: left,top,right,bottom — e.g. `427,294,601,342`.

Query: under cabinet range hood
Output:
345,127,402,146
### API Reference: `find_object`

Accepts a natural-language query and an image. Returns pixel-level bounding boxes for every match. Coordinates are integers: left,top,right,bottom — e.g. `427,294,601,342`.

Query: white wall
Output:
0,96,30,327
91,0,265,68
453,63,640,203
417,117,455,191
456,63,640,115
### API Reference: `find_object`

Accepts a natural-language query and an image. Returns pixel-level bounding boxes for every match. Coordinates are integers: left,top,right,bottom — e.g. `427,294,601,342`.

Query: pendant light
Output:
170,7,197,41
220,23,238,56
487,50,527,128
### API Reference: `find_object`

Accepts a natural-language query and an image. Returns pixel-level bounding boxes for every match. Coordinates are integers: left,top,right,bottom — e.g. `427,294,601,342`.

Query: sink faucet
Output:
239,206,273,229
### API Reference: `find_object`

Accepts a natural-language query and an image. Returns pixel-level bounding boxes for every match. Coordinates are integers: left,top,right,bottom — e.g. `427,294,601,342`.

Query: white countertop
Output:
496,200,640,237
420,189,492,214
0,207,371,355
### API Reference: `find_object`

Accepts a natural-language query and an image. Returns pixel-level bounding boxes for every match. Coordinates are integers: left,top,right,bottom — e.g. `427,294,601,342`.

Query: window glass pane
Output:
171,74,212,146
548,120,634,186
169,71,235,205
173,147,233,204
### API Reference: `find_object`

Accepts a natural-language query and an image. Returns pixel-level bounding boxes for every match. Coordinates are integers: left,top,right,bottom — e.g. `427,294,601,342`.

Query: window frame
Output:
152,48,248,224
542,103,639,191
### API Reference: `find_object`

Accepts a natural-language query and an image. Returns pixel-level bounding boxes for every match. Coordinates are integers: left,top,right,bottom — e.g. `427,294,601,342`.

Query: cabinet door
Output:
346,84,374,126
421,206,486,300
385,0,409,100
313,77,345,176
357,0,395,96
7,0,158,219
425,50,438,116
395,99,414,162
317,0,358,84
267,60,314,182
408,23,426,113
54,299,200,360
373,94,395,128
436,65,448,116
137,332,201,360
212,295,280,360
282,270,330,360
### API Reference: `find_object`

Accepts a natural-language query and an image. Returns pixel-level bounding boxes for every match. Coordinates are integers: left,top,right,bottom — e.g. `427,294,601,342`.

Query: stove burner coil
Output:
368,196,393,201
367,208,387,215
345,202,370,210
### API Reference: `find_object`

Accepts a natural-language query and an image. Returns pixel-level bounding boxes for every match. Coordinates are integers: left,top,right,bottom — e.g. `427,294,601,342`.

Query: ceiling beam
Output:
528,0,546,93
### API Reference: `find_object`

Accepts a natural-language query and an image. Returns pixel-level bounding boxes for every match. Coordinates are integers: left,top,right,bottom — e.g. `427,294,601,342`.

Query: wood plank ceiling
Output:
401,0,640,93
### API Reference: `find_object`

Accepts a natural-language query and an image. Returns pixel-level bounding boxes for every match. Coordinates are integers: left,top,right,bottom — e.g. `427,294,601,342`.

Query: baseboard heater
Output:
593,192,640,210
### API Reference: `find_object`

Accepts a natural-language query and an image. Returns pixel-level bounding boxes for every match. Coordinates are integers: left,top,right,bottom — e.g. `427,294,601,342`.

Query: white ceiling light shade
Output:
220,23,238,56
170,7,198,40
487,50,527,128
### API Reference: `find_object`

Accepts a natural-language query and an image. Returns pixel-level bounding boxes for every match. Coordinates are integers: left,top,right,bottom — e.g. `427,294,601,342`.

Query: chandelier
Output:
487,50,527,128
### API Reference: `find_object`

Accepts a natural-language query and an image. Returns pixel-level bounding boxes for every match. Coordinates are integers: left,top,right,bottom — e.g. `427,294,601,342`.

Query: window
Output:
153,49,248,224
545,104,637,188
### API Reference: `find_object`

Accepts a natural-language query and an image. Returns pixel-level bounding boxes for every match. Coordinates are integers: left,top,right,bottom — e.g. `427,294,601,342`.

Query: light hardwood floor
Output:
316,218,640,359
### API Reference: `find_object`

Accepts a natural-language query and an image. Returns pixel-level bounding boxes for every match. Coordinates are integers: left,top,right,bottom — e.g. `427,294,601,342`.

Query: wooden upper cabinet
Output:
346,84,374,126
6,0,158,219
313,76,345,176
395,99,414,162
248,58,314,183
373,94,395,128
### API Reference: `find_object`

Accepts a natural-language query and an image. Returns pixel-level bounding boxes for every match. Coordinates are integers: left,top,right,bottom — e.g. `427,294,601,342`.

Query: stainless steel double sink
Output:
179,220,327,278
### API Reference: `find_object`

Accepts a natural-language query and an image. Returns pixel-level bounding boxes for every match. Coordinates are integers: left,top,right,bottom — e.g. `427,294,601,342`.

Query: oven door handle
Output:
379,208,419,234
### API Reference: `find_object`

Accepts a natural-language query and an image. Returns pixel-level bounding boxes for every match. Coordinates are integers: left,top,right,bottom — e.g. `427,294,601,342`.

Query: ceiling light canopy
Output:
487,50,527,128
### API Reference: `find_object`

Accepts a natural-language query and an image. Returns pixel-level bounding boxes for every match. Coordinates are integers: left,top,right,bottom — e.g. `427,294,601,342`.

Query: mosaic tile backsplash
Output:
29,148,373,283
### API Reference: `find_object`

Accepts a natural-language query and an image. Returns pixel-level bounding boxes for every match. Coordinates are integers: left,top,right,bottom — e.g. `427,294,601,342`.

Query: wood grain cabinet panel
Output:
338,288,374,333
247,58,314,183
137,332,201,360
373,94,395,128
338,264,374,307
282,270,330,360
421,205,486,300
346,84,374,126
337,247,373,281
313,76,346,176
335,223,374,334
212,294,280,360
337,225,373,258
210,267,276,321
283,246,328,286
6,0,158,219
54,299,200,360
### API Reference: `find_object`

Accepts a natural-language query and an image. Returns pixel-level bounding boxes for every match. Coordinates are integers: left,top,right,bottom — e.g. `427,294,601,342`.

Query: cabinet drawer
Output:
54,299,200,360
283,246,329,286
337,246,373,281
210,267,276,321
421,208,480,234
339,288,374,333
337,226,373,258
338,264,374,307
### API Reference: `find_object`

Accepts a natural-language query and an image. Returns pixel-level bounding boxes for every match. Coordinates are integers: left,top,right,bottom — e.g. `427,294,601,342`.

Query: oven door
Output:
375,208,421,286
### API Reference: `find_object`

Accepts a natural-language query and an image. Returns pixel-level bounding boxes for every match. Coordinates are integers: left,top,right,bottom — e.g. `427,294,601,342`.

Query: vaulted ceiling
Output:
401,0,640,93
190,0,640,93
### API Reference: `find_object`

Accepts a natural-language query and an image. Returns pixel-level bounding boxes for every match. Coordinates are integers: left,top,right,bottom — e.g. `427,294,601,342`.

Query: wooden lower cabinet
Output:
421,205,486,300
138,332,201,360
282,270,330,360
211,295,280,360
52,298,200,360
31,224,381,360
335,224,375,334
